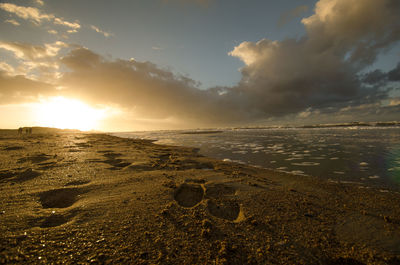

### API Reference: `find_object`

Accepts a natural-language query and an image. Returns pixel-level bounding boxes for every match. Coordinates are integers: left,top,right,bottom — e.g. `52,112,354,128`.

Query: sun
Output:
35,97,105,131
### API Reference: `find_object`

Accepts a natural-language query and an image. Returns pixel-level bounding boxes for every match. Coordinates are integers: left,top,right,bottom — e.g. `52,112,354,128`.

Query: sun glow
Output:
35,97,105,131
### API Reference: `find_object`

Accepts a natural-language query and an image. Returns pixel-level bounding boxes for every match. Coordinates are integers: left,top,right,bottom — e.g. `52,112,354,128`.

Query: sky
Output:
0,0,399,131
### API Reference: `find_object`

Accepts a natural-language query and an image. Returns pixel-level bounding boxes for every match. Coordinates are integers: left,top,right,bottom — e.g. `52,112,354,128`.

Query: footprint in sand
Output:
100,152,131,169
0,169,41,183
64,180,91,186
0,170,15,182
18,153,53,164
103,152,122,159
74,142,92,148
14,169,41,182
204,183,242,221
37,212,77,228
38,188,87,208
3,146,24,151
206,199,240,221
174,182,244,221
174,183,204,208
37,161,58,170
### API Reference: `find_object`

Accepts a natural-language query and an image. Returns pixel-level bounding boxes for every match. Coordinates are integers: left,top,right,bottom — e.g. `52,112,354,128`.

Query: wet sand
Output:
0,130,400,264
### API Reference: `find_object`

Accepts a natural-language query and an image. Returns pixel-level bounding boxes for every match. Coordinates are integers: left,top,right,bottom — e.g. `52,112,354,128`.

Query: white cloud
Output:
0,2,80,30
152,46,163,51
34,0,44,6
54,17,80,29
0,61,15,75
4,19,20,26
0,41,67,60
47,29,58,34
0,3,53,24
0,41,67,83
90,25,112,38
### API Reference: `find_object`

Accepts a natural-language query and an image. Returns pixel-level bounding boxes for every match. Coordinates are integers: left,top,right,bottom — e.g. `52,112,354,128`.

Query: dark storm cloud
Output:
388,63,400,82
362,63,400,85
229,0,400,120
59,47,244,126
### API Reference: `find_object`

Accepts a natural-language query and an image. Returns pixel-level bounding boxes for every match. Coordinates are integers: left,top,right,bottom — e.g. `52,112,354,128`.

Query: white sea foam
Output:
291,162,320,166
285,157,303,161
232,150,248,154
334,171,345,174
291,170,305,175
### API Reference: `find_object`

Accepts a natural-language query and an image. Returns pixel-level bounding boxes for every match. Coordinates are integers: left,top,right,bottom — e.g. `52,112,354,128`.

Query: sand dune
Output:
0,131,399,264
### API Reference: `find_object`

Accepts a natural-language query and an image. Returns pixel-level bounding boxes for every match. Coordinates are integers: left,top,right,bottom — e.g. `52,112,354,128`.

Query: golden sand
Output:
0,131,399,264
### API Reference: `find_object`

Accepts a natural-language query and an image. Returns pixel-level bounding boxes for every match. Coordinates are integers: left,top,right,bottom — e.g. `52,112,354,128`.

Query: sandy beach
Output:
1,130,400,264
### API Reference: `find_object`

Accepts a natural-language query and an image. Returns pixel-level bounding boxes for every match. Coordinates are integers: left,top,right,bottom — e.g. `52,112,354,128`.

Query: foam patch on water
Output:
232,150,248,154
291,170,305,175
291,162,320,166
285,157,303,161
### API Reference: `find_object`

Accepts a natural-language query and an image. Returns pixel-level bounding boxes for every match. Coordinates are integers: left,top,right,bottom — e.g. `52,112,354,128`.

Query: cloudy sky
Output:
0,0,399,131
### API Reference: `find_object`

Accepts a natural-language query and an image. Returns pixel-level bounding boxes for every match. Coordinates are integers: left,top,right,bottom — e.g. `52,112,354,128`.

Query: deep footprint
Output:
39,213,75,228
174,183,204,208
38,188,87,208
14,169,41,182
207,199,240,221
65,180,90,186
18,153,52,164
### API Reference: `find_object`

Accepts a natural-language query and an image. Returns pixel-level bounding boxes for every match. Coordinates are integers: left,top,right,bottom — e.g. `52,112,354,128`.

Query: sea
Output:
113,127,400,191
